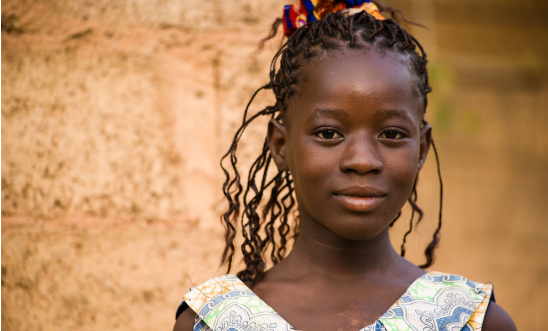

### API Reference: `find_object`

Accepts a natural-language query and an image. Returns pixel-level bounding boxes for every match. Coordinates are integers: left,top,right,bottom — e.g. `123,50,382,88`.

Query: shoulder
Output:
482,301,517,331
424,272,516,331
415,272,515,329
173,274,247,331
173,307,197,331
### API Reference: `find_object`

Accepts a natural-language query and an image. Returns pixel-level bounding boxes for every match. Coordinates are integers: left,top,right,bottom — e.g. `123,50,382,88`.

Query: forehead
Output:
286,49,422,121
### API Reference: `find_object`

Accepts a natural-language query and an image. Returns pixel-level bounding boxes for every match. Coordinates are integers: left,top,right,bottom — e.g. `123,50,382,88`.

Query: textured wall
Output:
2,0,548,330
2,0,283,222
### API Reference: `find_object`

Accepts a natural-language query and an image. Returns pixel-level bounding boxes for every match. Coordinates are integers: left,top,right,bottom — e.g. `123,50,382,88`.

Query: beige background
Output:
2,0,547,330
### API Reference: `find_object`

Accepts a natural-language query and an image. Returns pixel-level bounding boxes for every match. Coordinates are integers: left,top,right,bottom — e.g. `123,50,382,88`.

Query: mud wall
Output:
2,0,548,330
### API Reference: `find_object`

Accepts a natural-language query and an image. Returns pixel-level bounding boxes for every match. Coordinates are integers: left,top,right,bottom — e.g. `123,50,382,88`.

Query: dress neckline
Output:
183,272,492,331
263,271,433,331
184,271,435,331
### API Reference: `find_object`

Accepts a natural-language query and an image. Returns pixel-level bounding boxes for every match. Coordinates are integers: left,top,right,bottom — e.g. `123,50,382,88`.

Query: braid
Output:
418,138,443,268
221,9,441,287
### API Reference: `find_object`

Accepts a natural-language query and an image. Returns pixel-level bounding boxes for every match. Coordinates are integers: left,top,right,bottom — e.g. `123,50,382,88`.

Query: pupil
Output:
385,131,397,139
323,130,335,138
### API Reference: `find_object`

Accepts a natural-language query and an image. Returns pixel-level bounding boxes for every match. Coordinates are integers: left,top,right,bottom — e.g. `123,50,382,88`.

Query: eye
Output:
317,129,342,139
380,130,403,139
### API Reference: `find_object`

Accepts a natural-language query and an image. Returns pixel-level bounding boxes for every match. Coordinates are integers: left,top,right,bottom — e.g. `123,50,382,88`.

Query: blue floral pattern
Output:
177,272,493,331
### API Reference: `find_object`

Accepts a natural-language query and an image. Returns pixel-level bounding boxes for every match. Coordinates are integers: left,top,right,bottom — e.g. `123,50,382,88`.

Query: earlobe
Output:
418,123,432,171
267,118,290,172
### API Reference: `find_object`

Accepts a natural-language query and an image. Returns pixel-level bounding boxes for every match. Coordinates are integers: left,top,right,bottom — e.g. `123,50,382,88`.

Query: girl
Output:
174,1,516,330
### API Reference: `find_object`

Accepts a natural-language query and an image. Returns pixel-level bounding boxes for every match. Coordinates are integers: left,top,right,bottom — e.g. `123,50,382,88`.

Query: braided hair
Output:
220,6,443,287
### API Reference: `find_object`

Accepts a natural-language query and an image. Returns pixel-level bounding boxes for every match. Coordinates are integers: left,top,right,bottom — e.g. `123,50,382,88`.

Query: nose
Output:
339,135,383,175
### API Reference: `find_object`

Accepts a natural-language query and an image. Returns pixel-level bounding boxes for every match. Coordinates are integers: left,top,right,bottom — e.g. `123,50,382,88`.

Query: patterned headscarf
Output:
282,0,385,37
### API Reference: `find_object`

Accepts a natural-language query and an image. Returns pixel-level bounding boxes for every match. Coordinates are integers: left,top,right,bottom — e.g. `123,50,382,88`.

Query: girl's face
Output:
268,49,431,241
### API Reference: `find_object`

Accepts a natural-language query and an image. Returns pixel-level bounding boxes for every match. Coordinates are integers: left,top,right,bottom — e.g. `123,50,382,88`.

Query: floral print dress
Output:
176,272,493,331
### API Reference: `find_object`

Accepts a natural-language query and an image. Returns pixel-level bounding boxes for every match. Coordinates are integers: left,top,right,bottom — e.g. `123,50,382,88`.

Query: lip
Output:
333,186,387,212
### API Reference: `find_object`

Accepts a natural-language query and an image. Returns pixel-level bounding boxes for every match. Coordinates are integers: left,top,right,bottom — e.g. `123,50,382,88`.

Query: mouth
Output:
333,187,387,213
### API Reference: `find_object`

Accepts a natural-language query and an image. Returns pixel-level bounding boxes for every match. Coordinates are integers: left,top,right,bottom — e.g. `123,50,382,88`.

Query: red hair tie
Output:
282,0,385,37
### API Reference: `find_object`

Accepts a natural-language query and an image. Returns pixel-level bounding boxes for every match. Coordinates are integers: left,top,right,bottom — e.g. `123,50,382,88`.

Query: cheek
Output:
287,137,334,195
385,147,420,195
290,140,322,176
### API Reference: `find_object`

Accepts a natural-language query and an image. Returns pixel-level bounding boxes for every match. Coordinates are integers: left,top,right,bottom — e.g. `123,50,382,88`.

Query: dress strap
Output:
375,272,493,331
182,274,294,331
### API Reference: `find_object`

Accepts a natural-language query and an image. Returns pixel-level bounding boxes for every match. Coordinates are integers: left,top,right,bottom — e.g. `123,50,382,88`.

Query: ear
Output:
418,123,432,171
267,118,289,172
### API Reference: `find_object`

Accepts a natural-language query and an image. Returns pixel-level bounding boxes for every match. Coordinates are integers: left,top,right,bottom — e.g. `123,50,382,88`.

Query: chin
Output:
328,220,389,241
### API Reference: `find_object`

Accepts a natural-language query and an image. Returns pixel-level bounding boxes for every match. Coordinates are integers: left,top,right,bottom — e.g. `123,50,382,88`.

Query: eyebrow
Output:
376,109,413,122
307,108,349,123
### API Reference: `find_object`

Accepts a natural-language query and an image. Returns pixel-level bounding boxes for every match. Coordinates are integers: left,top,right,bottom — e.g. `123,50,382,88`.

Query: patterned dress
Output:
175,272,493,331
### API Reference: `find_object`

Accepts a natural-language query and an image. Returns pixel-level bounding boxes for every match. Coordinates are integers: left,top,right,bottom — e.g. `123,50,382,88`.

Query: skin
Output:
174,49,516,331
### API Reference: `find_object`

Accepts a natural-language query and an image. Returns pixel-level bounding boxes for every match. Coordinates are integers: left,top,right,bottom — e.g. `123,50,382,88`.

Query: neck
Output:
283,218,402,279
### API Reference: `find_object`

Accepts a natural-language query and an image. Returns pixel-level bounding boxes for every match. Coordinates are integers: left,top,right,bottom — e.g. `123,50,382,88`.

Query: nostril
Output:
341,163,382,175
339,152,383,175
